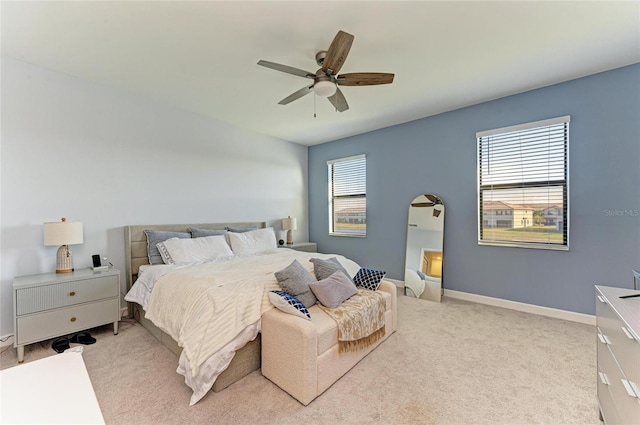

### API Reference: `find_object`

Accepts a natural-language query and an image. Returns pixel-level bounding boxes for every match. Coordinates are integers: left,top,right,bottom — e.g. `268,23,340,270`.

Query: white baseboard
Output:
0,334,14,349
389,279,594,326
444,289,595,326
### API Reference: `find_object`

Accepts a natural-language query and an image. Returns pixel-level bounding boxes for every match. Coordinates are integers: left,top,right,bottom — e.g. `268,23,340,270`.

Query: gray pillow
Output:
144,230,190,265
309,257,353,282
309,270,358,308
274,260,317,307
227,226,258,233
189,227,228,238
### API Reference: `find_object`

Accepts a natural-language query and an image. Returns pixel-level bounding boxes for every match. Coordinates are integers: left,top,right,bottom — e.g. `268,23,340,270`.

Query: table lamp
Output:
44,218,83,273
282,216,297,245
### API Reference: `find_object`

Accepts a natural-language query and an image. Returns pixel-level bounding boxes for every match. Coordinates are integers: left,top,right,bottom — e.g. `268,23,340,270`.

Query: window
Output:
328,154,366,237
477,116,569,250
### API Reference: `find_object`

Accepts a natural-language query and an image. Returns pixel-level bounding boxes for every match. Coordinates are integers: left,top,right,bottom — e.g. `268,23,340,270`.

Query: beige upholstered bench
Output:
261,280,398,405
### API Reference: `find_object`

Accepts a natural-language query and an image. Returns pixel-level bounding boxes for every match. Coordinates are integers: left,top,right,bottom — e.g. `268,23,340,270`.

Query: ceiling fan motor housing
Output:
315,69,333,81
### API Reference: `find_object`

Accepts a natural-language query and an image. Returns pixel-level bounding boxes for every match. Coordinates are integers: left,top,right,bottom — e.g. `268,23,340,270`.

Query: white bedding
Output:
125,248,360,405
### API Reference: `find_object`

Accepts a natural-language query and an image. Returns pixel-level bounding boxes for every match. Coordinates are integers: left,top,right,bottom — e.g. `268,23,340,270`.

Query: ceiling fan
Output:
257,30,394,112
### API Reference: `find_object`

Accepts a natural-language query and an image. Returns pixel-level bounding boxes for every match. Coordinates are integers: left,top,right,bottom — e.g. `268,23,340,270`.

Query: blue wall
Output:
309,64,640,315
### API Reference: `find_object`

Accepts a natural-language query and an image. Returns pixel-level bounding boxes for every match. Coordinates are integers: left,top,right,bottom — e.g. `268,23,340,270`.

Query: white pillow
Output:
156,234,234,265
227,227,277,256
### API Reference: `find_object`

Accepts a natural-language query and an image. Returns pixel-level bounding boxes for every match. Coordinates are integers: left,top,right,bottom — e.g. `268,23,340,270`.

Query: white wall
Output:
0,57,309,336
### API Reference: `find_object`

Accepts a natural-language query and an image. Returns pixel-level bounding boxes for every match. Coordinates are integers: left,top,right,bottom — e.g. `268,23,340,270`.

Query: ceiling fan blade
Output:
411,202,435,207
337,72,395,86
278,85,314,105
425,194,439,203
327,87,349,112
257,60,315,79
322,30,354,75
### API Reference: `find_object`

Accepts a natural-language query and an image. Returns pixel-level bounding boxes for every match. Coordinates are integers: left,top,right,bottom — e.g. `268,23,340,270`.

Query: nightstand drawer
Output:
16,275,118,315
15,298,118,345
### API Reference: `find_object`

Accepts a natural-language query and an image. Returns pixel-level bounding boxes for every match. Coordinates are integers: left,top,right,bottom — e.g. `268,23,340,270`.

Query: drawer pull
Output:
70,317,76,322
597,333,610,345
621,379,639,398
598,372,609,385
69,291,76,296
597,295,606,303
621,326,635,340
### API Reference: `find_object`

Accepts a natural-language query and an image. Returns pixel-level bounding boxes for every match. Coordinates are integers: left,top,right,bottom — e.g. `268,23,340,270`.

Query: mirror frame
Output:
403,193,445,302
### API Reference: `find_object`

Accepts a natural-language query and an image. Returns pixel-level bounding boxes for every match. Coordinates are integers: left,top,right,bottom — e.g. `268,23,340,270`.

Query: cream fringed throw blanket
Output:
318,289,386,353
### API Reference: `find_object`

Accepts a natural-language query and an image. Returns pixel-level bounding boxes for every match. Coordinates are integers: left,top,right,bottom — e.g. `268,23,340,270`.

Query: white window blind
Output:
328,154,366,237
477,116,569,250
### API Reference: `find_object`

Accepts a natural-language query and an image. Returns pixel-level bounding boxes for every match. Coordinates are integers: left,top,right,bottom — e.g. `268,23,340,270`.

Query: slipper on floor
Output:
69,332,96,345
52,337,70,353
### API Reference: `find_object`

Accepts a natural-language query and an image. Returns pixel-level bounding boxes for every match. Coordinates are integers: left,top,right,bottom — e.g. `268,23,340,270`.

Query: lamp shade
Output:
282,217,297,231
282,216,297,245
44,218,83,246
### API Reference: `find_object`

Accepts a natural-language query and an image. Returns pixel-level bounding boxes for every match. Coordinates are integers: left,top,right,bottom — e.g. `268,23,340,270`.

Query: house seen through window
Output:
328,154,366,237
477,116,570,250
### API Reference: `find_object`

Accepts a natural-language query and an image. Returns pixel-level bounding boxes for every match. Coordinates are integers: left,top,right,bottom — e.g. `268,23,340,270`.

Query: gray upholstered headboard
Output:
124,221,266,291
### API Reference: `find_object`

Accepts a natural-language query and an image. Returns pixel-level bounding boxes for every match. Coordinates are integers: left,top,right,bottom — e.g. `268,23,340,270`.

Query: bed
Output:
123,221,366,405
124,222,265,398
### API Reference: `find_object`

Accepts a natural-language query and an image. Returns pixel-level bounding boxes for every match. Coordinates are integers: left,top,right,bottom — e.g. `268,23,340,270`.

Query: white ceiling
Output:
2,1,639,146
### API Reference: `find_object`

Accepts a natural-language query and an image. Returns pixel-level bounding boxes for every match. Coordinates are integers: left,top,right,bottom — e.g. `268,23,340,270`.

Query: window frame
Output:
477,116,570,251
327,154,367,238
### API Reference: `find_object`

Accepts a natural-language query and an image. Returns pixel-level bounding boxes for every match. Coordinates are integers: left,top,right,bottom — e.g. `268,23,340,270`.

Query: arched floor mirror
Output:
404,194,445,302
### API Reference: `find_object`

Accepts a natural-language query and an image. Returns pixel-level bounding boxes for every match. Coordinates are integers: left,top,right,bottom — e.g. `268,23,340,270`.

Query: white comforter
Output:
126,249,359,404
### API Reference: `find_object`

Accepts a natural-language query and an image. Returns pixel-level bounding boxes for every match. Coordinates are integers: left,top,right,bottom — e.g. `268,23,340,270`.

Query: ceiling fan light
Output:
314,80,337,97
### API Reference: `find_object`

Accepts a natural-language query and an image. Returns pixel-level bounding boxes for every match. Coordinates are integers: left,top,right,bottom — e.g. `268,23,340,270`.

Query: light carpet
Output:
0,295,598,425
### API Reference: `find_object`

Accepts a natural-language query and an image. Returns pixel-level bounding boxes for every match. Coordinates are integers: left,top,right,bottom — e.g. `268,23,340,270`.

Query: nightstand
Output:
13,268,120,363
279,242,317,252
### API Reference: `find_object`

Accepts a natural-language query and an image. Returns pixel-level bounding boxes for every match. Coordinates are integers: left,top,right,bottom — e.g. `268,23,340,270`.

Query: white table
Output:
0,348,105,424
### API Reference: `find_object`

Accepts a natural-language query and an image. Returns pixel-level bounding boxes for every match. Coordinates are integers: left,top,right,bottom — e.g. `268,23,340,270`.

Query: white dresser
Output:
13,268,120,362
595,285,640,424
